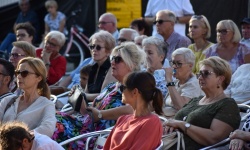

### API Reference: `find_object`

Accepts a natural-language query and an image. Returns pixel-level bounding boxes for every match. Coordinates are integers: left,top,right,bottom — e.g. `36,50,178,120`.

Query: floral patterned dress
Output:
52,82,123,149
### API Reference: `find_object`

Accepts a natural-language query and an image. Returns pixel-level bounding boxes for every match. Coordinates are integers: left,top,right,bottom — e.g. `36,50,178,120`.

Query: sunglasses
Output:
120,84,127,93
192,15,203,20
216,29,230,35
196,70,214,78
153,19,172,25
111,56,123,64
170,61,188,68
118,38,127,43
9,53,25,59
89,44,105,51
15,70,37,78
16,33,28,38
45,41,58,47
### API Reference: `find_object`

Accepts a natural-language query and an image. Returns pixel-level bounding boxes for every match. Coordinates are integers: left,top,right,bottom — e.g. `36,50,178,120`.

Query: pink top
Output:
103,114,162,150
203,43,250,73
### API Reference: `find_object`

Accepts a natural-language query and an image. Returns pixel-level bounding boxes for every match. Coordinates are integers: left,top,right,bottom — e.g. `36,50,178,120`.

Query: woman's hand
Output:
41,49,52,63
68,85,76,97
229,139,244,150
86,106,100,122
163,119,183,134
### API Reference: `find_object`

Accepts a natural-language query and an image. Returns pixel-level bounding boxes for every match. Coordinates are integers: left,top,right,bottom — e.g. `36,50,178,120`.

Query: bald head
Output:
98,13,117,34
118,28,139,45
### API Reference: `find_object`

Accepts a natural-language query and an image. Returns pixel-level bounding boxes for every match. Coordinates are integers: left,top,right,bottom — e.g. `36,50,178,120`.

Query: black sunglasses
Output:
45,41,58,47
120,84,127,93
9,53,25,59
118,38,127,43
196,70,214,79
89,44,105,51
15,70,37,78
111,56,123,64
170,61,188,68
216,29,230,35
153,19,172,25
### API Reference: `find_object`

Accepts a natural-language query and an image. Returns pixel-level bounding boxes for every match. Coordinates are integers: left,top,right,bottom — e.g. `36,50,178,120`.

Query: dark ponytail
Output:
152,88,163,115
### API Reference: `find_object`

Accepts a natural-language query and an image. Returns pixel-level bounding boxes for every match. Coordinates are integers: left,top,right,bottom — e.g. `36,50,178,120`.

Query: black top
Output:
87,58,111,93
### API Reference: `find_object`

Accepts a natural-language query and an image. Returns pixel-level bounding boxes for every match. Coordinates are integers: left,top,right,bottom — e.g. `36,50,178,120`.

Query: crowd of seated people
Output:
2,1,250,149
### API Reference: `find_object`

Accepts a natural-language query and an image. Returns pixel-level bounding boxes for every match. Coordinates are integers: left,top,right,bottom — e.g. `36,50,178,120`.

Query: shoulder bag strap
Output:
4,96,18,114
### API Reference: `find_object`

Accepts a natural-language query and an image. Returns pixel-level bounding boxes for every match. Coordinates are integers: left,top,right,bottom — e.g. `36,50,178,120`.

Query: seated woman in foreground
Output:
52,42,144,149
104,71,163,150
164,56,241,149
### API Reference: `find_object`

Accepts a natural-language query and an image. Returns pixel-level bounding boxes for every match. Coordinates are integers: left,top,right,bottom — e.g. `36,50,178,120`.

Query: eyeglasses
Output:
0,72,7,76
9,53,25,59
153,19,172,25
16,33,28,38
170,61,188,68
192,15,203,20
120,84,127,93
88,44,105,51
45,41,58,47
196,70,215,78
118,38,127,43
15,70,37,78
111,56,123,64
98,21,113,25
216,29,230,35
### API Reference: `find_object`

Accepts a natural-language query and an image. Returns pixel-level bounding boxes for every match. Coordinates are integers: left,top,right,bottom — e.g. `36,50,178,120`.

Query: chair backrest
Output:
155,140,163,150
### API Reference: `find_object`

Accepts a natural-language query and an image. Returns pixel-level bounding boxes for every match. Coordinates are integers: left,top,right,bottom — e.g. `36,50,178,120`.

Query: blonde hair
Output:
189,15,211,39
45,0,58,9
216,20,241,43
199,56,232,89
17,57,50,99
12,41,36,57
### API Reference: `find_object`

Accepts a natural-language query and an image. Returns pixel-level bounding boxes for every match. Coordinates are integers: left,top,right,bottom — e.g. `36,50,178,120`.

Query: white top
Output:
0,95,56,137
144,0,194,36
240,38,250,48
165,75,204,106
224,64,250,103
31,131,64,150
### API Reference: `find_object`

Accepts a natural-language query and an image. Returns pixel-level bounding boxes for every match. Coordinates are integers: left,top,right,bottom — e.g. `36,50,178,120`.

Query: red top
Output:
103,114,163,150
36,48,66,85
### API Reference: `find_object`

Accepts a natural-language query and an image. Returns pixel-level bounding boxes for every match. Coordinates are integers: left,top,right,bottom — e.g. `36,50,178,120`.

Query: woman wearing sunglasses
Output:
163,56,241,149
0,57,56,138
52,42,144,149
164,47,203,117
204,20,250,73
9,41,36,93
104,72,163,150
188,15,214,74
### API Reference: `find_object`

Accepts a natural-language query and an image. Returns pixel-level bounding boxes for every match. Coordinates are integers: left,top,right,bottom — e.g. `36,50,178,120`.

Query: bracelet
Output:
166,82,175,87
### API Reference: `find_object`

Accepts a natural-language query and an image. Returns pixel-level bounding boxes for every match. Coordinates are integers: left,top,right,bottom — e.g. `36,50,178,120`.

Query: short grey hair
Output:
44,31,66,47
111,42,143,71
100,12,117,26
119,28,139,41
89,30,116,52
157,10,176,23
142,36,167,64
216,20,241,43
172,48,195,66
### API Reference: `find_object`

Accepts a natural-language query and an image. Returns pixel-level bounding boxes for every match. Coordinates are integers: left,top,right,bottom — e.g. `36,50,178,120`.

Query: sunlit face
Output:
216,24,234,43
111,54,131,82
16,62,41,91
46,5,57,14
144,44,164,72
9,47,26,68
189,20,207,39
171,54,192,79
98,16,115,33
44,38,60,54
197,65,218,90
90,39,109,64
155,12,173,37
241,24,250,39
16,29,33,43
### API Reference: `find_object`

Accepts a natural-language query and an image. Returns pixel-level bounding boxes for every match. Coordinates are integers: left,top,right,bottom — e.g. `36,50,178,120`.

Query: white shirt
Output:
145,0,194,36
240,38,250,48
31,131,64,150
0,95,56,137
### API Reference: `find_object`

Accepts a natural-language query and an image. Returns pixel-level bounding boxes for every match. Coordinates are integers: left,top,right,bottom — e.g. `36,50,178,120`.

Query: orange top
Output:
103,114,162,150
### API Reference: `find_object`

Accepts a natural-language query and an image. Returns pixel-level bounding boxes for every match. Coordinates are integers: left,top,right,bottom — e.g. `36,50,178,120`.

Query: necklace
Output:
200,92,226,105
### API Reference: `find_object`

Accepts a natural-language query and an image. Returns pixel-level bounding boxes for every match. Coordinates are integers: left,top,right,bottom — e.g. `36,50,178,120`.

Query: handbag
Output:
162,130,185,150
68,84,89,113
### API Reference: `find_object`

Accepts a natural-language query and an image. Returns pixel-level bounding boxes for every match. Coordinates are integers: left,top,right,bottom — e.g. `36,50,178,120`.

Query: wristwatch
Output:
184,123,191,134
166,82,175,87
98,110,102,119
